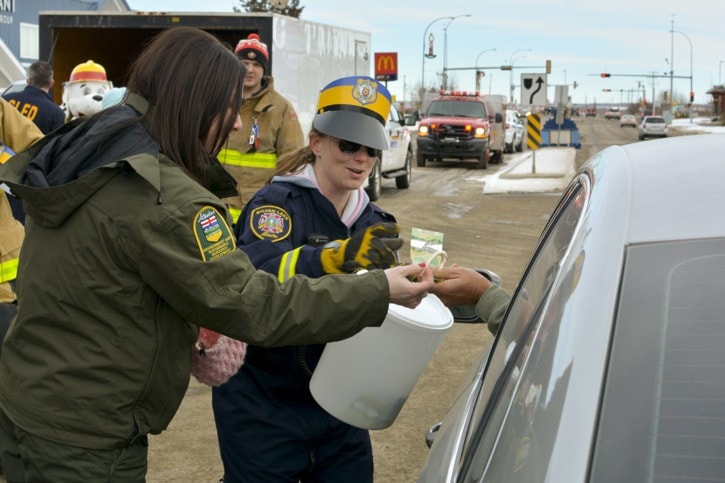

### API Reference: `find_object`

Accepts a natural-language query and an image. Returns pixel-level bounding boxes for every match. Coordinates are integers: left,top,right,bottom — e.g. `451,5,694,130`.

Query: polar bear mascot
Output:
61,60,112,121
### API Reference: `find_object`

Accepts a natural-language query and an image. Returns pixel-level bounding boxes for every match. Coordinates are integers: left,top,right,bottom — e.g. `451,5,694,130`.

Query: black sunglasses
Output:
337,139,380,158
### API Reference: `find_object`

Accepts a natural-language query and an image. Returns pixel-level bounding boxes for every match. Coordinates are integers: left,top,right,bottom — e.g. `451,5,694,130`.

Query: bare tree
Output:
234,0,304,17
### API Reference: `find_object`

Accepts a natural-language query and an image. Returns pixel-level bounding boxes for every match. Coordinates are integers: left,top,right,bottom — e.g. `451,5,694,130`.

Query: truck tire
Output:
365,160,382,201
416,150,426,167
476,149,489,169
396,150,412,189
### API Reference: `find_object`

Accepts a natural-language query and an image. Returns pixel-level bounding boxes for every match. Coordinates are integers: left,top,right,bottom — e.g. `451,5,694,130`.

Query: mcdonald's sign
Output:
374,52,398,81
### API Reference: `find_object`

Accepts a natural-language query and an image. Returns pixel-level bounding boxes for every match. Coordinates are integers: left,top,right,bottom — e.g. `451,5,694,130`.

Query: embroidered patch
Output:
193,206,236,262
250,205,292,242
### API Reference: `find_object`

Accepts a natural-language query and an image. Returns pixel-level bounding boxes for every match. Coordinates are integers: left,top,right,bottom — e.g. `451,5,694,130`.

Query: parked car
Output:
619,113,637,127
585,108,596,117
504,110,524,153
418,134,725,482
638,115,668,140
364,103,412,201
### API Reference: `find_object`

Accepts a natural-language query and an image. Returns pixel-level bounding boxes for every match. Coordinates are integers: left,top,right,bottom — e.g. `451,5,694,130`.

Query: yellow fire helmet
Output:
313,76,391,151
69,60,108,83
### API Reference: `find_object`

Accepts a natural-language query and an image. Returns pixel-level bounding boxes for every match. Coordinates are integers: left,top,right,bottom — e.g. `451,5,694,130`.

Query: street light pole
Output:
719,60,724,86
421,17,453,95
674,30,693,122
508,48,531,105
442,14,471,90
475,48,496,92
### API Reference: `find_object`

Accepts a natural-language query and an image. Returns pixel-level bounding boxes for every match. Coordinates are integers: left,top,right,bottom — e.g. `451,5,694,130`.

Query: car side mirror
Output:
404,114,417,126
425,421,442,448
449,268,502,324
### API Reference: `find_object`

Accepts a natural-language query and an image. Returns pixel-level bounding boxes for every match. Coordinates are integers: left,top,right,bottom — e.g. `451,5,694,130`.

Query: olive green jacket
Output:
0,95,388,449
476,284,511,335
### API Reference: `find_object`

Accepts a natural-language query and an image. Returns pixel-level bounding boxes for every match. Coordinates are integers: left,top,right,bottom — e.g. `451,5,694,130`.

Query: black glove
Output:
320,222,403,274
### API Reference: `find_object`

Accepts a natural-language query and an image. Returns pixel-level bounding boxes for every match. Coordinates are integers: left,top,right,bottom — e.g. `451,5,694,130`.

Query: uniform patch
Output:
193,206,236,261
250,205,292,242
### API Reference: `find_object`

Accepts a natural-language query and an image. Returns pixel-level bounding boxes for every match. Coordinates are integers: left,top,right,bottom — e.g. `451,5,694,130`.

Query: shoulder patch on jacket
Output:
193,206,236,261
249,205,292,242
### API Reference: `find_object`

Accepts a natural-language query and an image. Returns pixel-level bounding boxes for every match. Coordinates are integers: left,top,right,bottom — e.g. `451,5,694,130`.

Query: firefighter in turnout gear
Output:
218,33,304,223
0,98,43,339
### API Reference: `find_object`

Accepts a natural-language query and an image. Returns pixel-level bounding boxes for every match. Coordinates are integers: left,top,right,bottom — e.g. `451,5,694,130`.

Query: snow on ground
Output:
475,117,724,194
670,117,725,134
479,148,577,195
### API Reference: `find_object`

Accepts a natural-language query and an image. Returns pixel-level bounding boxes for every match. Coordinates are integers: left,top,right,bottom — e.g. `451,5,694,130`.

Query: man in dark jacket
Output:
3,60,65,134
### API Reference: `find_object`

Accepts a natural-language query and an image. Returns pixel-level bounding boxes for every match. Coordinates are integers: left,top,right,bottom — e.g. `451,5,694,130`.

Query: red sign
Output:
374,52,398,81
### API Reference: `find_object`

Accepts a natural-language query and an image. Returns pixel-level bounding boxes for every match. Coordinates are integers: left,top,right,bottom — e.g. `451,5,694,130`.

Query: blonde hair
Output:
266,129,323,183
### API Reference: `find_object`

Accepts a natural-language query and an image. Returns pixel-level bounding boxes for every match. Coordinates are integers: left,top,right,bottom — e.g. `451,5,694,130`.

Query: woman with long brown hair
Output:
0,29,432,481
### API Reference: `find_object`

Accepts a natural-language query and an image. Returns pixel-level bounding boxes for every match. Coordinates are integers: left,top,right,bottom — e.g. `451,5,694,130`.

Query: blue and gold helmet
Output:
312,76,391,150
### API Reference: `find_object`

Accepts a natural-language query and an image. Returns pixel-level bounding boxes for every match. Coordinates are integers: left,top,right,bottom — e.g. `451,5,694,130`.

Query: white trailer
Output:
38,11,371,134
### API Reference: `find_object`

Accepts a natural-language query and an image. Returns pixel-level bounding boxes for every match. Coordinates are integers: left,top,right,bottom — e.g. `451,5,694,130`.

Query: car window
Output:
644,117,665,124
428,100,486,118
590,238,725,482
458,176,589,481
388,104,401,125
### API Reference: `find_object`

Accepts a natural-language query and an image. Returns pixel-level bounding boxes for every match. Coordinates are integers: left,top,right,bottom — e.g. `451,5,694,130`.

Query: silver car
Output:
638,115,668,139
419,134,725,482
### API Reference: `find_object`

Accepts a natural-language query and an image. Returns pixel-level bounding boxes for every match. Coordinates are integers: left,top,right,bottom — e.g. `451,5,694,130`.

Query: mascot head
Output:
62,60,112,120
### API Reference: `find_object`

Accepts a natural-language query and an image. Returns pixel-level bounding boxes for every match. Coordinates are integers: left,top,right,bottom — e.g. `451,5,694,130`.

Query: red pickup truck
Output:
416,91,504,169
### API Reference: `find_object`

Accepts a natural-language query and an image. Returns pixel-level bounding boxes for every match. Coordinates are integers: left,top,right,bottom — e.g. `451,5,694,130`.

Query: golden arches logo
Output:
375,52,397,75
377,55,396,72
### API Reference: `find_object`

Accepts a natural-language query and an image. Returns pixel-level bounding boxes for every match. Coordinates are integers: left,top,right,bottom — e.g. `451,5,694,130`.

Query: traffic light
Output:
546,59,551,74
663,90,668,101
573,81,578,89
690,92,695,102
600,73,611,78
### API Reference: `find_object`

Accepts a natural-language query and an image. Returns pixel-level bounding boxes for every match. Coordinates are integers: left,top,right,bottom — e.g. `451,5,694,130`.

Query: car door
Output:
424,154,648,481
419,177,591,482
382,104,407,172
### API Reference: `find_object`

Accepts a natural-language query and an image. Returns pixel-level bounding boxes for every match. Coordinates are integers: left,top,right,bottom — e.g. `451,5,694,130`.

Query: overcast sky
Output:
126,0,724,107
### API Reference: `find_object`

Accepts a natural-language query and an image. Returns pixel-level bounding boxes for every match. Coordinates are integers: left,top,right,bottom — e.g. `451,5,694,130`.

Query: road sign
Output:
521,73,547,106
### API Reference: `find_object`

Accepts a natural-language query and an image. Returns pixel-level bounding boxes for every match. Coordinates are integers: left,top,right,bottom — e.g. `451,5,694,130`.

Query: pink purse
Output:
190,328,247,387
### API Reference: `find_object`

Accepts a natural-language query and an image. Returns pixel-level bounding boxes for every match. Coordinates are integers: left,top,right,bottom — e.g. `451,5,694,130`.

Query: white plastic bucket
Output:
310,294,453,430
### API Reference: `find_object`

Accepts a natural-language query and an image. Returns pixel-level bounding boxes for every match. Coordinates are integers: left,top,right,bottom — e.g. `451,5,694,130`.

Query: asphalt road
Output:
145,116,632,482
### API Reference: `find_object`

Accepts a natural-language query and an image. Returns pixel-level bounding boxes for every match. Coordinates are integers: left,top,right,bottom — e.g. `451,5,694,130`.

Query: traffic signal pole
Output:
591,72,690,115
